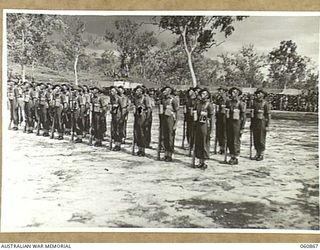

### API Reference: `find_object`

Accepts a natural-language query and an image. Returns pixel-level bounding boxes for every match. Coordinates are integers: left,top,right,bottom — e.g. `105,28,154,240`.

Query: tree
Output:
105,19,158,78
218,53,238,86
98,50,120,78
7,13,63,81
144,47,190,85
235,44,267,87
268,40,309,89
57,16,89,85
157,16,246,87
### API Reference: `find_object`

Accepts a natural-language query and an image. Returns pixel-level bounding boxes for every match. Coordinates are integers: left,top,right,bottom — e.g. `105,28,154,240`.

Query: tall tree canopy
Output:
157,16,246,87
105,19,158,78
268,40,309,89
7,13,63,81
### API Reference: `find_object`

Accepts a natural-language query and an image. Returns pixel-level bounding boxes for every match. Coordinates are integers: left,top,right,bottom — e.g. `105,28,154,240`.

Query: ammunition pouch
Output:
256,109,264,119
232,108,240,120
219,104,226,114
199,111,208,123
111,104,118,114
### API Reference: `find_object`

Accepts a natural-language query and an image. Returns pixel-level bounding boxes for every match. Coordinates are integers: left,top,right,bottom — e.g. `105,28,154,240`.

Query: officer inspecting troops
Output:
225,87,246,165
250,88,271,161
159,86,179,162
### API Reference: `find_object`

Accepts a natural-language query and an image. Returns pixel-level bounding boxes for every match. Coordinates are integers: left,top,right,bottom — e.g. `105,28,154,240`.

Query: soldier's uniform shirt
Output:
194,100,214,159
160,95,179,153
133,95,151,148
251,98,270,155
226,99,246,157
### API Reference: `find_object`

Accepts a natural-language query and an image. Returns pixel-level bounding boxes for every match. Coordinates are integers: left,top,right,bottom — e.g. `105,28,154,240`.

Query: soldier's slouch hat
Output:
199,88,211,99
161,85,173,93
254,88,268,97
90,86,101,92
217,86,228,92
53,84,61,89
134,85,145,94
228,87,242,96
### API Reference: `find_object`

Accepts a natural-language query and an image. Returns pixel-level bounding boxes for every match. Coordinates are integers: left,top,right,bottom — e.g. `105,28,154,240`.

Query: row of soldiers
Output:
7,79,271,169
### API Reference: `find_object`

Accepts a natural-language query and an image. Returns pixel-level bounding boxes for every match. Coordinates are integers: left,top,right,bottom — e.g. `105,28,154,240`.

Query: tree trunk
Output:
21,64,26,82
186,51,197,87
182,27,197,87
21,29,26,82
31,61,35,82
74,55,79,86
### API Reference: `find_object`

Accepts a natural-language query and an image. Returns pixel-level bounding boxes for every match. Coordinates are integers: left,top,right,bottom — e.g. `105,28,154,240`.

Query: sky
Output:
80,15,319,66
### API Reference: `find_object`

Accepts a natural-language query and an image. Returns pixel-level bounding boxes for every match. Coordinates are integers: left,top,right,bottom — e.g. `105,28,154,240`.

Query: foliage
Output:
268,40,309,89
105,19,158,77
157,16,247,86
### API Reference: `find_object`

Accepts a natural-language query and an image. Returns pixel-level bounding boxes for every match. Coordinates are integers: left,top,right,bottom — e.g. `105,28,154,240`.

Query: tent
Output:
280,88,302,95
242,87,257,94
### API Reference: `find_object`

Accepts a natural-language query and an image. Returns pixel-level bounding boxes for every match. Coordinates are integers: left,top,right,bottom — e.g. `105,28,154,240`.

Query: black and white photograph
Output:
2,10,319,232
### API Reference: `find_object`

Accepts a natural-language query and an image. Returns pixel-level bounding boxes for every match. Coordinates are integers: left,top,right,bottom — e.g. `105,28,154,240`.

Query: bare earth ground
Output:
2,110,319,231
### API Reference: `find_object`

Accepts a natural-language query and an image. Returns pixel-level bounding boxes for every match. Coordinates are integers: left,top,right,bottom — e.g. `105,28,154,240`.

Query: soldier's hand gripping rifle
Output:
157,104,163,160
88,95,94,145
224,108,229,163
181,105,187,149
191,109,197,168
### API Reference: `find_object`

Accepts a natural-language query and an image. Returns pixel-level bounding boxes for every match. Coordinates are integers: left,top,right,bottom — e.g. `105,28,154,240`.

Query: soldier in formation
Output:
8,78,275,168
250,88,271,161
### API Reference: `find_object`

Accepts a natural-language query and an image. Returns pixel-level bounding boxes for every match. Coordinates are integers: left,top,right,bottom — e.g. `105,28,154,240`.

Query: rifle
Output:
191,109,197,167
157,104,163,160
89,94,94,145
181,105,186,149
8,118,12,130
131,106,136,155
224,109,229,163
249,109,253,160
